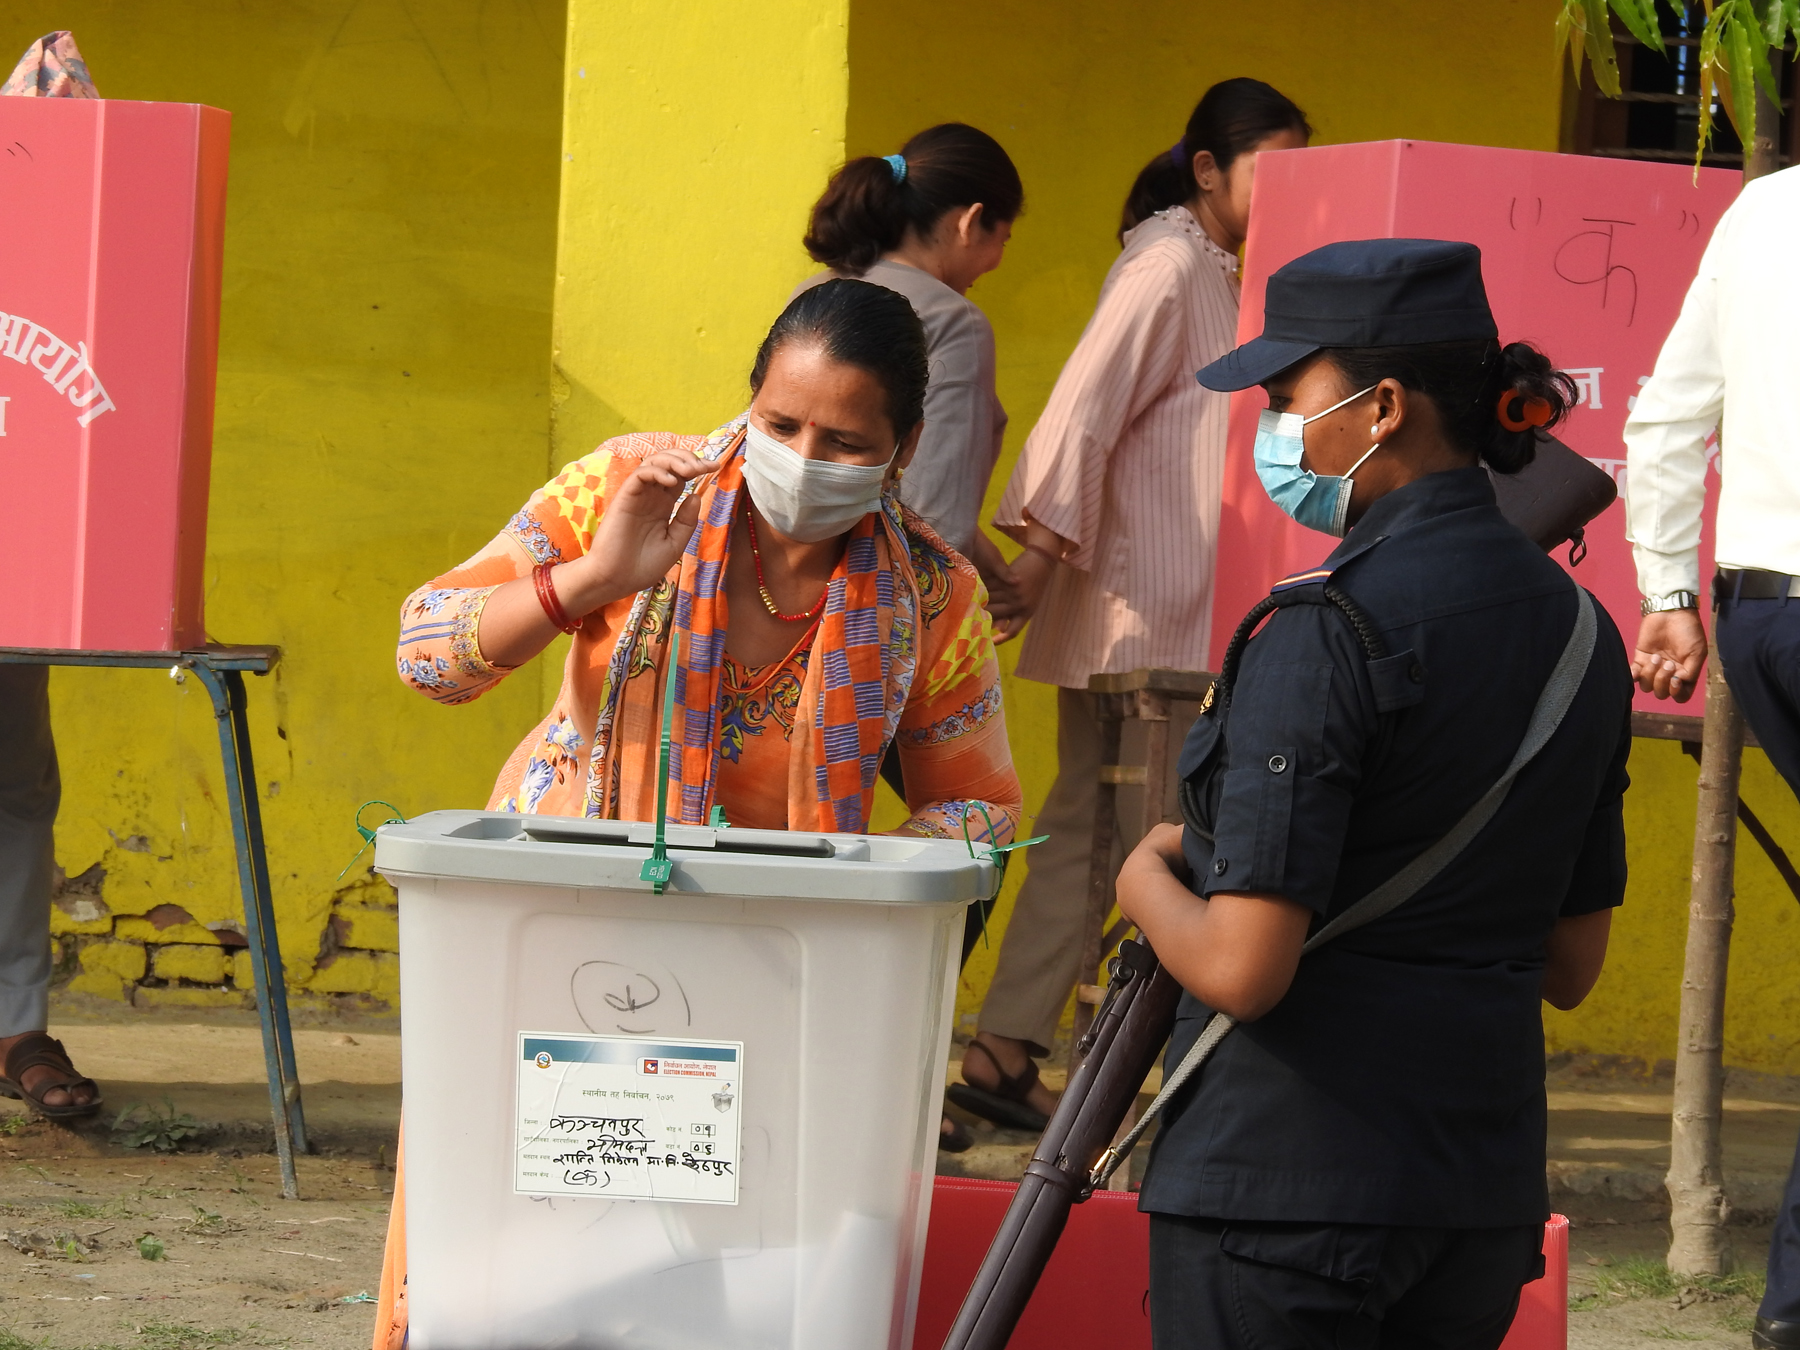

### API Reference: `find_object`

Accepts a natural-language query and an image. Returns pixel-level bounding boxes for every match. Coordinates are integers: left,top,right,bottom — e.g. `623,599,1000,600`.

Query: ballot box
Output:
1209,140,1738,708
0,96,229,651
376,811,991,1350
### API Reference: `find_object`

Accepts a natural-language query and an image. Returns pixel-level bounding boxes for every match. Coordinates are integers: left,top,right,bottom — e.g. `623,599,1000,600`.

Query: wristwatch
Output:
1641,591,1701,615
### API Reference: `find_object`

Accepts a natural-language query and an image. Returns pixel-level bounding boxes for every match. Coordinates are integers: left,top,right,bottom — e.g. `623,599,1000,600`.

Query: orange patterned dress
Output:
396,414,1020,839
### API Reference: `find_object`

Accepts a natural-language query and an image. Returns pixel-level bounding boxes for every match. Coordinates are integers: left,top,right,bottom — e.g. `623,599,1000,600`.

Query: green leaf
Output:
1610,0,1669,52
1582,0,1625,96
1724,7,1761,139
135,1233,166,1261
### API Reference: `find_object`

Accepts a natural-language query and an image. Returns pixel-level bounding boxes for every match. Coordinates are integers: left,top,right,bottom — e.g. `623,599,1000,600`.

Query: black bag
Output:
1488,432,1618,564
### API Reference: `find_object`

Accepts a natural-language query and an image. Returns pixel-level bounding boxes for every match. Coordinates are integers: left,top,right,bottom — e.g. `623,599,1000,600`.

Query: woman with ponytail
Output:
951,80,1309,1132
796,123,1023,602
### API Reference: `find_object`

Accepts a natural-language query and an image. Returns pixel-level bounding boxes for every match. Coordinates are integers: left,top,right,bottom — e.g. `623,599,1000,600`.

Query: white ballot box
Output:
375,811,992,1350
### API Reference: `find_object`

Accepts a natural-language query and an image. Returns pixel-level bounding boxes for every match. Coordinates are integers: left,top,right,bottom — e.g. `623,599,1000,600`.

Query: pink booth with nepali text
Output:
1208,139,1739,704
0,94,228,651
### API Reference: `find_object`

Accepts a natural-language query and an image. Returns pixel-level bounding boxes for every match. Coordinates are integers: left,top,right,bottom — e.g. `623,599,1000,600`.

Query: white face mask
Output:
739,421,895,543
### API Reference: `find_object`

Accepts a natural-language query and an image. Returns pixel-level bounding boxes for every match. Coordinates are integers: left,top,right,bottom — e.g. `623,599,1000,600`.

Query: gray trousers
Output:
977,687,1196,1055
0,666,59,1037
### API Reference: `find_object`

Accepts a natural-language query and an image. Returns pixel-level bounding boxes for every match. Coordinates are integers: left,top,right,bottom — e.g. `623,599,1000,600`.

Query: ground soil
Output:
2,1014,1794,1349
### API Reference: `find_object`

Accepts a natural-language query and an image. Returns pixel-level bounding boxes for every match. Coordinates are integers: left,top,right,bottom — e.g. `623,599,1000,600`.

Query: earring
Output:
1370,426,1380,436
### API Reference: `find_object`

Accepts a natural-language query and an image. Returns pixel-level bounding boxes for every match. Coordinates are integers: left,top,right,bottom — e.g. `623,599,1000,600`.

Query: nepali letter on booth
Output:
1211,140,1738,712
0,96,228,651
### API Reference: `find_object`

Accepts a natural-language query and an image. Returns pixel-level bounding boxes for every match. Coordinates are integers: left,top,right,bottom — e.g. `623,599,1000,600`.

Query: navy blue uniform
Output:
1140,468,1633,1348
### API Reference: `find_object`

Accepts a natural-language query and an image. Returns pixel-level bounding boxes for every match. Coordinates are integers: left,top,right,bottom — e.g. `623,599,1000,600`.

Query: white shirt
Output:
1625,165,1800,597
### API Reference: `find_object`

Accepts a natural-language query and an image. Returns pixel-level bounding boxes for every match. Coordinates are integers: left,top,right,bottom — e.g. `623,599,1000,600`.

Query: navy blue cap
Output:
1198,239,1499,392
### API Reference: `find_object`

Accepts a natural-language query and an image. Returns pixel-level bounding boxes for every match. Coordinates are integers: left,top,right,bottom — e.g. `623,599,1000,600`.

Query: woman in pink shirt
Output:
951,79,1311,1130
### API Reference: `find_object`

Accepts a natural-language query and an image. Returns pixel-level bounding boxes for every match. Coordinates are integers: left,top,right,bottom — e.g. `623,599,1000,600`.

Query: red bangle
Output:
1024,542,1061,567
532,562,581,633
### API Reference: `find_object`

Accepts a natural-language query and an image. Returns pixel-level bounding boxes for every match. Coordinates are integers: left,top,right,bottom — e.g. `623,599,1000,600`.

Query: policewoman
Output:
1114,239,1633,1349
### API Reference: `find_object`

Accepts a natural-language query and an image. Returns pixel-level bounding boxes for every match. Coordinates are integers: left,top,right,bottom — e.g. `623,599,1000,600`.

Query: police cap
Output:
1197,238,1499,392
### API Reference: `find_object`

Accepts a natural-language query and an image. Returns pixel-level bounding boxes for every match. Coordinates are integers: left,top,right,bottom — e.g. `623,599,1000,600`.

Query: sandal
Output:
938,1113,973,1153
946,1041,1051,1133
0,1032,103,1121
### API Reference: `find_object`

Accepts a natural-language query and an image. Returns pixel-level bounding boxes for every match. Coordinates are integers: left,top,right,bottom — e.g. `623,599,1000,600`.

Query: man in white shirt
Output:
1625,163,1800,1350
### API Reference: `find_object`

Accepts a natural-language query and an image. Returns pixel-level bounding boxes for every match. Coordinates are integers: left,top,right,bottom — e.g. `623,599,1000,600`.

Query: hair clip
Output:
1496,390,1552,432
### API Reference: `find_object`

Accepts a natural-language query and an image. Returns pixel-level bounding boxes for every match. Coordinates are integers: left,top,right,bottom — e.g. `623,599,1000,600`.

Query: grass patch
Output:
1572,1255,1767,1311
0,1334,46,1350
1644,1329,1707,1341
133,1323,243,1350
49,1197,123,1220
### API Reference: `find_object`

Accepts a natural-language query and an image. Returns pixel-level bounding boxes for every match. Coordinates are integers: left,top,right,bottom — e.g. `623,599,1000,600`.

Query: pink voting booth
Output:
0,95,229,651
1211,140,1738,708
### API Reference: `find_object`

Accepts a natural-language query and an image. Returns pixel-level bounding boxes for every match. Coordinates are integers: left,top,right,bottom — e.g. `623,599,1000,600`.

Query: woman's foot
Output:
962,1033,1059,1118
0,1031,102,1118
944,1032,1060,1131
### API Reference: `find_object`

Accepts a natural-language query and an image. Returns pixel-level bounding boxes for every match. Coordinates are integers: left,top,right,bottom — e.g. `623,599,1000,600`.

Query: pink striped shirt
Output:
995,206,1240,688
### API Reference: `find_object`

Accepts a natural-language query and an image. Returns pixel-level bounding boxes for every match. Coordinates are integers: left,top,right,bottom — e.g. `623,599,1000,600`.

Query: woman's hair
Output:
750,278,929,435
1120,78,1311,239
1323,339,1579,474
803,123,1024,274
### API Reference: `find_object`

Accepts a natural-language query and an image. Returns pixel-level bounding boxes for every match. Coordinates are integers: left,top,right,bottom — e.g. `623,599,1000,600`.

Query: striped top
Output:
995,205,1240,688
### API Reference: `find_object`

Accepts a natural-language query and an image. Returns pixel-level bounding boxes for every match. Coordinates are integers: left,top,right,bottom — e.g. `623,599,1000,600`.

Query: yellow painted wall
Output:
551,0,851,459
13,1,566,1008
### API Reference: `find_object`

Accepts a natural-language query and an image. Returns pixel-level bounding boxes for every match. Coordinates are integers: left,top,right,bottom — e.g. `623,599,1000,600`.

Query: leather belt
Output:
1715,568,1800,602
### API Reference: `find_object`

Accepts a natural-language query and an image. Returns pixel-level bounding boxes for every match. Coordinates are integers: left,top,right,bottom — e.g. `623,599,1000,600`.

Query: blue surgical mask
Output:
1253,385,1382,536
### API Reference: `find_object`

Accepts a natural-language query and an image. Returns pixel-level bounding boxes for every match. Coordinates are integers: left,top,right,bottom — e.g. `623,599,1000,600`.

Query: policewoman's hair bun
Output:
803,123,1023,274
1484,342,1579,474
1325,339,1578,475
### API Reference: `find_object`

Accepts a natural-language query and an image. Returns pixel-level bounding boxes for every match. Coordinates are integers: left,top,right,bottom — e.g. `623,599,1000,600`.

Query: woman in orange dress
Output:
373,278,1022,1348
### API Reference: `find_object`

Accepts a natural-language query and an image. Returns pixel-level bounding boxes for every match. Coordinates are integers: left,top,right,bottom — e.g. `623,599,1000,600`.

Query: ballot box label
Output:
514,1032,743,1204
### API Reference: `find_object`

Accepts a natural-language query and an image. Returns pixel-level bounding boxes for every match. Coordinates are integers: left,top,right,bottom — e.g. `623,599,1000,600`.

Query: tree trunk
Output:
1662,57,1781,1279
1666,660,1745,1274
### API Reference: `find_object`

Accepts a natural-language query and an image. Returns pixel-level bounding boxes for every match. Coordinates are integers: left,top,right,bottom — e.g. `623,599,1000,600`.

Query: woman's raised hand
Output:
568,451,723,609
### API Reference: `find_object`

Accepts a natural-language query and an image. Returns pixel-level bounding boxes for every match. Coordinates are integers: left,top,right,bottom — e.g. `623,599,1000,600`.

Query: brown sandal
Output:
946,1041,1050,1133
0,1032,103,1120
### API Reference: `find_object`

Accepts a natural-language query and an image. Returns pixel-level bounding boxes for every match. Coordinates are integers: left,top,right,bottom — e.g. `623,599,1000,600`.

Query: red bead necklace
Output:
744,506,827,623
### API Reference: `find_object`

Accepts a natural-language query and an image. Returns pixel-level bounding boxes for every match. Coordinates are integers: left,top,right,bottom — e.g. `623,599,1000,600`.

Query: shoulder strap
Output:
1091,584,1598,1189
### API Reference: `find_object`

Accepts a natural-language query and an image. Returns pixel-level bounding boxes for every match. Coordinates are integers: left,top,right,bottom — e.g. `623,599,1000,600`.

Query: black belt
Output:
1716,568,1796,602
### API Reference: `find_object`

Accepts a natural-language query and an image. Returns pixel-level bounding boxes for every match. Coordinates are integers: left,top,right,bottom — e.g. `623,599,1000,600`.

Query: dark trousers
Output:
1716,595,1800,1322
1148,1216,1544,1350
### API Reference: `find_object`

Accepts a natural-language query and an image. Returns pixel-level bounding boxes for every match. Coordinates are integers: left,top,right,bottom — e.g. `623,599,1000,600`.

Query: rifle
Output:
940,935,1181,1349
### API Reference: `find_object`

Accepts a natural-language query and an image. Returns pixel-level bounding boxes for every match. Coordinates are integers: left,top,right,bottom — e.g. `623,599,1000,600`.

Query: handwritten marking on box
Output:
514,1032,743,1204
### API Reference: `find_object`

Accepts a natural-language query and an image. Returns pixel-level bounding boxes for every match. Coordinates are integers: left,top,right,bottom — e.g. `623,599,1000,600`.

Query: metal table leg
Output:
192,660,306,1199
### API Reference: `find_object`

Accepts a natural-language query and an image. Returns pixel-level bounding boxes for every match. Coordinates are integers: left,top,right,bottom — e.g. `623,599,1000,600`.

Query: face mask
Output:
1252,385,1382,537
739,421,896,543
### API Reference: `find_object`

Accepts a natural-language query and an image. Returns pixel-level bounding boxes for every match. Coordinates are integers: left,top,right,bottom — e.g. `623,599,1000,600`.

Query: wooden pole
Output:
1666,657,1746,1274
1663,63,1780,1275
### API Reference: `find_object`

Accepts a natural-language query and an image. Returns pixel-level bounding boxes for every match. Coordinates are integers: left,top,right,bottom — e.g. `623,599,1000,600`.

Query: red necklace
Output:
744,507,828,623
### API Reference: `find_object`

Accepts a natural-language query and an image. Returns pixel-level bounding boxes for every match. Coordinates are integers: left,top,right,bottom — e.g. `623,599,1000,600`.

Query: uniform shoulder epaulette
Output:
1269,565,1335,594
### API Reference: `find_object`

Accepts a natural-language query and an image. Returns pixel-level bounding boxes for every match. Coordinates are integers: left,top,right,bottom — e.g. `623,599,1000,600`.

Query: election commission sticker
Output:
514,1031,743,1204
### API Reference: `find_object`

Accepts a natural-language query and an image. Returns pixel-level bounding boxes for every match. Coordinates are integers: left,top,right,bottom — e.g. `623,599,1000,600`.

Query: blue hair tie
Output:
1169,139,1188,165
883,153,907,184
